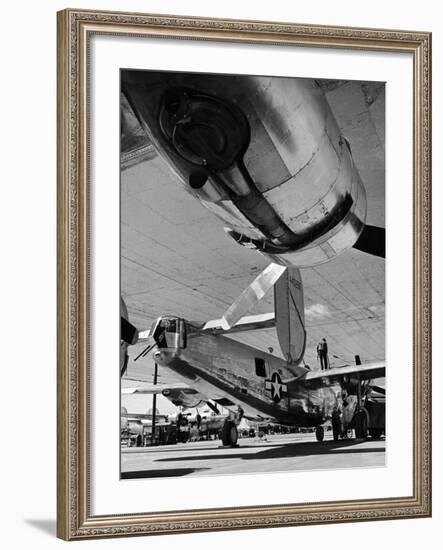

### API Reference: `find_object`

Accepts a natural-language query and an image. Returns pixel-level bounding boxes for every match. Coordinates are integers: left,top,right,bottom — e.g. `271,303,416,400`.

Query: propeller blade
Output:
353,225,385,258
220,263,287,330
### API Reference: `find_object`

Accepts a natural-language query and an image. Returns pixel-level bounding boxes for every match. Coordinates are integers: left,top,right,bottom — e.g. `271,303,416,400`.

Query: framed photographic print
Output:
57,8,431,540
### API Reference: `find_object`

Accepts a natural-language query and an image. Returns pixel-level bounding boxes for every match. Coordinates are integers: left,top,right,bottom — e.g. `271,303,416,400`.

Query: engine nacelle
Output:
123,72,367,267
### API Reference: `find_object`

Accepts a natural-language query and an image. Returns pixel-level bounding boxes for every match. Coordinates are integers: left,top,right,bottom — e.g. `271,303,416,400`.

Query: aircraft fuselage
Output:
152,322,342,427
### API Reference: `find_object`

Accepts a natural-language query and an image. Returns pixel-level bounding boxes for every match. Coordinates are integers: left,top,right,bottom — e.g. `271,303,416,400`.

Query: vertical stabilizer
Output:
274,267,306,364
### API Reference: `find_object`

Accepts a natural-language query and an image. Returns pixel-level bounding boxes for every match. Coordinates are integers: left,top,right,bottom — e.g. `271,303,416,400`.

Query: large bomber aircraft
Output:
120,71,386,447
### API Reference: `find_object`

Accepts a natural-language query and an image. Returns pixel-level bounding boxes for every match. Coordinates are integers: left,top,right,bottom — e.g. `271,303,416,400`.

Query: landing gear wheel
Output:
221,420,238,447
354,411,368,440
315,426,325,442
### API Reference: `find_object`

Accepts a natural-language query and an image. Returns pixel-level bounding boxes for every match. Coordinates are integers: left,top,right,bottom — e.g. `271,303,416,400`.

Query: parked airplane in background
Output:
121,403,231,446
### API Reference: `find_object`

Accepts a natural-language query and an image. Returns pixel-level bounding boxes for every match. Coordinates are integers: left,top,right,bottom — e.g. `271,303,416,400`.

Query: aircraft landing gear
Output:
354,410,368,440
332,421,341,441
221,419,239,447
354,375,369,440
315,426,324,442
331,409,342,441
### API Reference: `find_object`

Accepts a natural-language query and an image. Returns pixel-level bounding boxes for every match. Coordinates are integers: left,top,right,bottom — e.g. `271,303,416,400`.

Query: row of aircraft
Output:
120,70,386,447
121,405,232,446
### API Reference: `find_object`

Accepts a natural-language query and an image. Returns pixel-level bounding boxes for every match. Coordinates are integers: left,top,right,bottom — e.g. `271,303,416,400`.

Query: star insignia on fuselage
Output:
265,372,288,403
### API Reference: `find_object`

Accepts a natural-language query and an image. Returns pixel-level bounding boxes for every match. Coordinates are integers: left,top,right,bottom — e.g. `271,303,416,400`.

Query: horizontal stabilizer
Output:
202,312,275,334
219,263,286,330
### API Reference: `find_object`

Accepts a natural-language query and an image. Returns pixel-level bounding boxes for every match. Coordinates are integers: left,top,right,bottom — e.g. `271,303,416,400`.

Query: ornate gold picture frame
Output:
57,8,431,540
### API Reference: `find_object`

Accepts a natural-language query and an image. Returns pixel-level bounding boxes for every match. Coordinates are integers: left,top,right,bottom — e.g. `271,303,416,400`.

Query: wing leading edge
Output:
293,362,385,388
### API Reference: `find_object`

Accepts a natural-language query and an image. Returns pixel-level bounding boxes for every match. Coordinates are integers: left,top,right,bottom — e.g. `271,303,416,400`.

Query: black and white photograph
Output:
119,70,386,480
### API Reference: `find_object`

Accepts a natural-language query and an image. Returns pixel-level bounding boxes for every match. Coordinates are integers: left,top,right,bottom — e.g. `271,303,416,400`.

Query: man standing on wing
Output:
317,337,329,370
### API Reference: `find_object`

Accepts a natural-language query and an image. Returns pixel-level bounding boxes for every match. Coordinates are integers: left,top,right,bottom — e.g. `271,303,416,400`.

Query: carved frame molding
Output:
57,9,431,540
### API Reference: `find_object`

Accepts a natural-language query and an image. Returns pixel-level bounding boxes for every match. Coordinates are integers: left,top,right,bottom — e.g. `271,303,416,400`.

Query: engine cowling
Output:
123,72,367,267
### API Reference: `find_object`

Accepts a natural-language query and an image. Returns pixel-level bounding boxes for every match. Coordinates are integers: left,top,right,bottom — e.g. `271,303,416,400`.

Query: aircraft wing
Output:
122,78,384,371
122,379,210,410
292,362,385,390
122,383,192,395
121,412,169,425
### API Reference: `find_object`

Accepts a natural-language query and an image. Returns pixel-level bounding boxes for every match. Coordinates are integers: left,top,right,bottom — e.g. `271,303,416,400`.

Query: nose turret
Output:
150,316,187,350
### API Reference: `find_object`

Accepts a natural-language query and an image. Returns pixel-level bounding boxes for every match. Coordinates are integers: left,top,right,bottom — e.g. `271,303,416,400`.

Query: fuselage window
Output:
255,358,267,377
